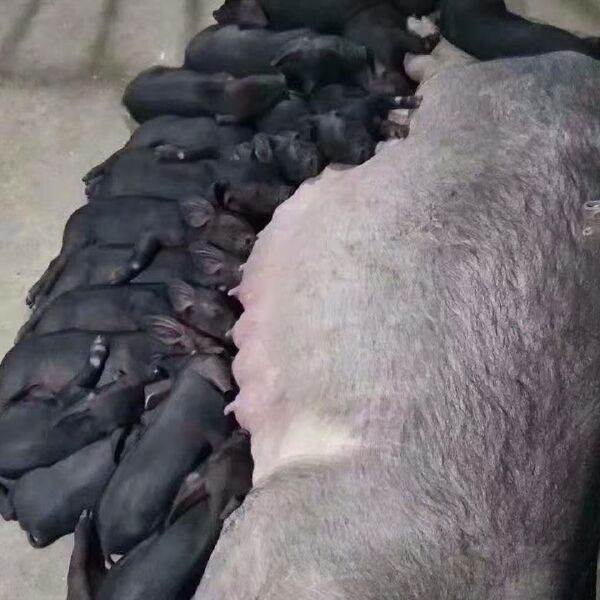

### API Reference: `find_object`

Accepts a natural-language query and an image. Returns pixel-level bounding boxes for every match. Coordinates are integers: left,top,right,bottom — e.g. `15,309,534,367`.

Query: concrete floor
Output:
0,1,599,599
0,1,218,598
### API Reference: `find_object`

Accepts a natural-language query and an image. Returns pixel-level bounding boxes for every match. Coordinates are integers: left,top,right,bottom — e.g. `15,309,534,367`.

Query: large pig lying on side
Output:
196,53,600,599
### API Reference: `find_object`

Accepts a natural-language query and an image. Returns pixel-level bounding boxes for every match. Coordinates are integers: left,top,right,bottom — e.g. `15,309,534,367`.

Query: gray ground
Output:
0,1,217,597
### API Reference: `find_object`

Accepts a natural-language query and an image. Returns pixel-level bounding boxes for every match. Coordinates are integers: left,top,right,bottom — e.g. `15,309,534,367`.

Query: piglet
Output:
87,148,288,208
20,282,237,344
232,132,322,184
344,3,438,71
0,319,224,409
96,355,231,557
302,110,375,165
123,67,288,123
108,197,255,285
67,511,106,600
26,196,254,309
214,0,356,32
0,426,138,547
67,430,252,600
31,243,242,309
0,370,144,478
255,93,313,135
83,116,253,186
272,34,374,94
185,25,315,78
310,83,420,139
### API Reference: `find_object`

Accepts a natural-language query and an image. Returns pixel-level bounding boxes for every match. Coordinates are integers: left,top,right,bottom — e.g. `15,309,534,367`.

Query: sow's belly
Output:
202,53,600,599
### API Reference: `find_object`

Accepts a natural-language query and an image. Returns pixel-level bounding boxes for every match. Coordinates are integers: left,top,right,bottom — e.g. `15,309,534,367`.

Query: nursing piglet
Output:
19,282,237,344
96,355,231,556
32,243,242,309
68,430,252,600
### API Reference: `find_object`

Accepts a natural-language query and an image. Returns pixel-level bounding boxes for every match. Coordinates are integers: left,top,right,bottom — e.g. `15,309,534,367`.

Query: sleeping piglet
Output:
83,116,253,185
184,25,315,78
96,355,232,557
67,430,253,600
19,282,238,344
0,425,140,547
25,195,254,311
271,34,374,94
0,318,224,409
30,242,243,310
0,372,144,478
123,67,288,123
232,132,323,184
86,148,290,209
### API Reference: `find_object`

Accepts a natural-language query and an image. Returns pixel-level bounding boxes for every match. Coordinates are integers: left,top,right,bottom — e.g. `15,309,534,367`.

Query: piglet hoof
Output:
85,177,102,200
381,120,410,140
82,165,102,185
407,15,439,37
393,95,422,110
422,33,441,54
0,489,15,522
107,267,131,285
14,323,30,344
25,288,38,309
154,144,186,162
27,532,49,549
90,335,109,366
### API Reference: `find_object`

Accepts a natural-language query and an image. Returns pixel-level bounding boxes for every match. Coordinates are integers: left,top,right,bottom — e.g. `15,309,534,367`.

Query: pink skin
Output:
228,166,355,481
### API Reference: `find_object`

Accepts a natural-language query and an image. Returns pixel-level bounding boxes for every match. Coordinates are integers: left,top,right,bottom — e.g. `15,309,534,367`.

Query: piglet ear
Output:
179,196,215,229
213,0,269,27
166,472,208,526
110,427,129,464
271,42,304,69
231,142,254,163
193,356,235,393
167,280,196,314
67,510,107,600
212,180,231,204
189,242,224,275
143,315,192,350
298,116,318,142
253,134,273,164
238,0,269,26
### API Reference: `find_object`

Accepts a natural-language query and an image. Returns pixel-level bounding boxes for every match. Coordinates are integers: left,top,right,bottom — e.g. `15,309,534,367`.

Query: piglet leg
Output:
0,477,15,521
67,511,107,600
378,119,410,139
14,301,46,343
60,336,109,398
82,149,124,185
108,234,161,285
26,253,69,307
154,144,219,163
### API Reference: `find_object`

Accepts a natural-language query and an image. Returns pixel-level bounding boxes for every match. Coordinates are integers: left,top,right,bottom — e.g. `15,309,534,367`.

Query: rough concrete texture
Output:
0,2,218,598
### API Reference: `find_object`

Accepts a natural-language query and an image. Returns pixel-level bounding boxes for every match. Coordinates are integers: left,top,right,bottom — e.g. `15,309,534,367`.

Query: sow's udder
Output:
229,164,364,482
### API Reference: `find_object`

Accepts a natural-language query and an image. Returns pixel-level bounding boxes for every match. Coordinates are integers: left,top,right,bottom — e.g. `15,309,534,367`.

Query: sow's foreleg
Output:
197,53,600,599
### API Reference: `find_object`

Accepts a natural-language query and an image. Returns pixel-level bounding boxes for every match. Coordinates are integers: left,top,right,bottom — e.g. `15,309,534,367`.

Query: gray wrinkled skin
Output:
196,53,600,599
